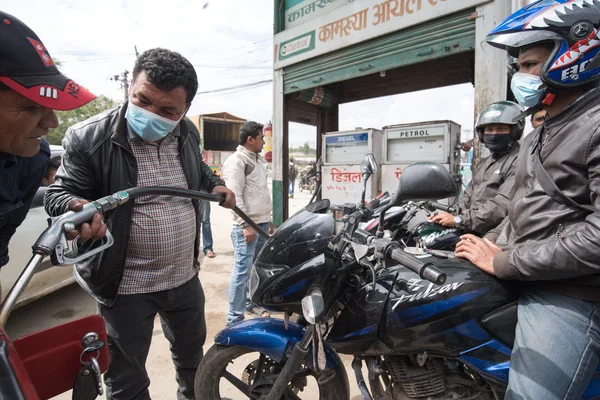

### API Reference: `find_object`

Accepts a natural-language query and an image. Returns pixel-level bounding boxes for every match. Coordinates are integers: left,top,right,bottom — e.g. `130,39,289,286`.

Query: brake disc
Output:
241,358,308,398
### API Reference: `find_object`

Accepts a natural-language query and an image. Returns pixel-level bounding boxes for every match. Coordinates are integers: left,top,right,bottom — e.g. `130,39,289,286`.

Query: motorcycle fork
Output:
263,325,313,400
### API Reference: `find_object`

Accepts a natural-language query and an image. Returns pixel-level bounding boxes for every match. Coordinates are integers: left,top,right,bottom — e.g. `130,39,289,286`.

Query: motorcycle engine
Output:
383,355,495,399
386,356,446,398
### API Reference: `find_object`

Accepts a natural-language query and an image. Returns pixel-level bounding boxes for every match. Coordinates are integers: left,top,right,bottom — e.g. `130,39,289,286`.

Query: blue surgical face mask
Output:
510,72,546,108
125,101,186,142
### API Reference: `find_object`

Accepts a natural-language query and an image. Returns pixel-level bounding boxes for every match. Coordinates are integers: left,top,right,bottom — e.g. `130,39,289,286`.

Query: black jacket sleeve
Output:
44,129,98,217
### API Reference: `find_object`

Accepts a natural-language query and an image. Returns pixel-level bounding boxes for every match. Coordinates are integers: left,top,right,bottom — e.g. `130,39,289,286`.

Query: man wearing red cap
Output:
0,12,96,270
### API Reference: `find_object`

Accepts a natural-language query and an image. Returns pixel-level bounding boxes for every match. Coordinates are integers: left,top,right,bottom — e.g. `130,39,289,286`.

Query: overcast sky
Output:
2,0,478,148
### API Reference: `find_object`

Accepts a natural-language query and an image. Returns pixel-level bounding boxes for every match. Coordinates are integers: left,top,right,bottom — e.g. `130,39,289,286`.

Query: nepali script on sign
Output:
288,0,341,24
318,8,369,43
317,0,444,43
373,0,440,25
331,168,362,183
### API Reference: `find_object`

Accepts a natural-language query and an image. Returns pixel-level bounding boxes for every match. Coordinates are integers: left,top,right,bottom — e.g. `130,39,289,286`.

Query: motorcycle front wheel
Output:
195,344,349,399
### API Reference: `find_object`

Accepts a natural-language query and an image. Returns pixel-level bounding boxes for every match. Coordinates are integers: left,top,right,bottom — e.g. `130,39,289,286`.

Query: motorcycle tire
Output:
195,344,350,400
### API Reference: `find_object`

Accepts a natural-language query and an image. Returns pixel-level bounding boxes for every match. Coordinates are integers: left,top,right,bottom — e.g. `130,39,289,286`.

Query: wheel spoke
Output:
222,370,251,396
256,353,267,381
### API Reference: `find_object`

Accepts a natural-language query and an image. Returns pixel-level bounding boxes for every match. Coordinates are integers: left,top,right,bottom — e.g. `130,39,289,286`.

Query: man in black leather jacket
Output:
456,5,600,399
45,48,234,400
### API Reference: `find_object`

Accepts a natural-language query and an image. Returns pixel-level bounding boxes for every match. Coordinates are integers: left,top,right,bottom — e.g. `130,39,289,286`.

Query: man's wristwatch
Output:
453,216,463,229
240,222,249,229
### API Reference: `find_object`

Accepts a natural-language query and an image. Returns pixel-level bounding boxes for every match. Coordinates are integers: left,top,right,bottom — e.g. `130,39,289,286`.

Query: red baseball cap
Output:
0,12,95,110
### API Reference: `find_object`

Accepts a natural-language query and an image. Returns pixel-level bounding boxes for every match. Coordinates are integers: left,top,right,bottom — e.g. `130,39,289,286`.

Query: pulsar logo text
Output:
392,279,464,309
423,228,457,244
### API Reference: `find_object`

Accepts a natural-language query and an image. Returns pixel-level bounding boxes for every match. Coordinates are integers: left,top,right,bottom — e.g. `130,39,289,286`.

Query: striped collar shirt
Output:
119,125,198,295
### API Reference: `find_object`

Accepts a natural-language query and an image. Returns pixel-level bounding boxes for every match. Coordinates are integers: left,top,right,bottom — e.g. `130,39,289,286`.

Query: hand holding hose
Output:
212,186,236,209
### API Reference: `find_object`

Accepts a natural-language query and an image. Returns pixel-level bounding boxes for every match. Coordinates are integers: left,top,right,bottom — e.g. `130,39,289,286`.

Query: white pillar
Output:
473,0,511,164
272,69,285,225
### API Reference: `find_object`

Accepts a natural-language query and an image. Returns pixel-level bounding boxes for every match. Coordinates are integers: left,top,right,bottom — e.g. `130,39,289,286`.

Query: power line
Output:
192,42,272,67
193,59,272,70
195,79,272,95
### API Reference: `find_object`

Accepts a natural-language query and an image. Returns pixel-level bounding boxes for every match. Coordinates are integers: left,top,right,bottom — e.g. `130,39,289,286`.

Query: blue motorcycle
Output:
194,158,600,399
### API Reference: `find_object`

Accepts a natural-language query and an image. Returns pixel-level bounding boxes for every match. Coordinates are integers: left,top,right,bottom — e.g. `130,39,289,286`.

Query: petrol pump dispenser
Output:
322,128,383,205
381,121,460,200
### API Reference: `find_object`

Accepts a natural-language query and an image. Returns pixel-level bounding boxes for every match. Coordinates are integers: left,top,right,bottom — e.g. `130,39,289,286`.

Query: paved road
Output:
5,184,364,400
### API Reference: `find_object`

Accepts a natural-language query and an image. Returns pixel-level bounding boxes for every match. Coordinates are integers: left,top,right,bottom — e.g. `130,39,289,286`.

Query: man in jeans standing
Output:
222,121,274,325
200,200,215,258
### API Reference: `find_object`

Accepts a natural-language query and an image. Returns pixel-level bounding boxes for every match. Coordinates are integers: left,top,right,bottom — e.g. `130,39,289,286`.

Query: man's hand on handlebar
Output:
212,186,236,209
428,211,456,227
454,234,501,275
67,199,108,242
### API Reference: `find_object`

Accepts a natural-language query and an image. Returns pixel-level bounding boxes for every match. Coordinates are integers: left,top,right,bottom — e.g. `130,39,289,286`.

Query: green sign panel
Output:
278,31,316,61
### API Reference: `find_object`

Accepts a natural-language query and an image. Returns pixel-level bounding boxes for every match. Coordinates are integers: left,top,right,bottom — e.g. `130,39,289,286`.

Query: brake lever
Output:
50,230,115,265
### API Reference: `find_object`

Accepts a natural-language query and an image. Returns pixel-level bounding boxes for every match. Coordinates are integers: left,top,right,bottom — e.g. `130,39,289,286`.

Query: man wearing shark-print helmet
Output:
454,1,600,399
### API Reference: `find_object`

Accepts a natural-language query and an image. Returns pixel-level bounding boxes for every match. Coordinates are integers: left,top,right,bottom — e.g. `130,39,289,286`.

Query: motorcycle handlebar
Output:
429,201,456,214
389,248,447,285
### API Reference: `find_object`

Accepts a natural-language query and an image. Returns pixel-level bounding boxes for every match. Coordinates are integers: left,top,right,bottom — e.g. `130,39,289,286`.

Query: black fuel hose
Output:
33,186,270,256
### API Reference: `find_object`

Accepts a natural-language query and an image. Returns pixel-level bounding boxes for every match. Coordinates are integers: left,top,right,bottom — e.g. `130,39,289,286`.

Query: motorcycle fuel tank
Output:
412,221,464,251
327,253,518,356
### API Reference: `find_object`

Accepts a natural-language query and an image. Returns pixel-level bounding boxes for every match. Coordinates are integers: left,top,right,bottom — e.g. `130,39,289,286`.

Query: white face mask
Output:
510,72,546,107
125,102,188,142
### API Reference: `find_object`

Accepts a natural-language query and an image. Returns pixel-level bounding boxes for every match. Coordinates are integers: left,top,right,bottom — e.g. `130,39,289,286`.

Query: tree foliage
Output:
289,141,316,156
46,95,121,145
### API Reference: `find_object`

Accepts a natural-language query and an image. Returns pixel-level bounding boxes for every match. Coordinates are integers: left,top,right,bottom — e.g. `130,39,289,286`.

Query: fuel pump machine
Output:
381,120,460,199
321,128,383,205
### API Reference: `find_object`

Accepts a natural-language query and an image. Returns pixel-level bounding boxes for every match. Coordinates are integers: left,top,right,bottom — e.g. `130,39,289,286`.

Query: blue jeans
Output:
227,222,269,325
199,200,213,253
506,288,600,400
289,178,295,195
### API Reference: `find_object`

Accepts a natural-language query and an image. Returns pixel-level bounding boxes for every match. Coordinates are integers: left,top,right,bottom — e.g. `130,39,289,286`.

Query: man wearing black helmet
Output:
429,101,523,235
456,1,600,398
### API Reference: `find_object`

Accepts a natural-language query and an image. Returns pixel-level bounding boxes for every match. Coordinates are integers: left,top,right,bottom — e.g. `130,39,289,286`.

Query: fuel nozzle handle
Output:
32,191,129,257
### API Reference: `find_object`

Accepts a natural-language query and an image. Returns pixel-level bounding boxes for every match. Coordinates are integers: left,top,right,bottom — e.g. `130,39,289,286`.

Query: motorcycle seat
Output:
481,301,518,348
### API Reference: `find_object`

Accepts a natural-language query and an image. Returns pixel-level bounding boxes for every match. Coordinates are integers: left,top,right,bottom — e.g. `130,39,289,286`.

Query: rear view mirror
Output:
301,288,324,324
360,153,378,206
360,153,378,177
392,162,456,204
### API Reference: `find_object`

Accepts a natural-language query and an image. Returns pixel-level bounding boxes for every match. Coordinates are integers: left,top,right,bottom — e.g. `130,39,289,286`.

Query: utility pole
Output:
123,70,129,101
110,70,130,101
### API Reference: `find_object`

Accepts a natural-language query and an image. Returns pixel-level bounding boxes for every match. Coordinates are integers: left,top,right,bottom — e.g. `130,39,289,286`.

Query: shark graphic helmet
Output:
487,0,600,90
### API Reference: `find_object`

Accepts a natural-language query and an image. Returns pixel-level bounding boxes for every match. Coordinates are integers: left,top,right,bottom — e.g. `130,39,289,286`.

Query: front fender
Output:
214,318,340,368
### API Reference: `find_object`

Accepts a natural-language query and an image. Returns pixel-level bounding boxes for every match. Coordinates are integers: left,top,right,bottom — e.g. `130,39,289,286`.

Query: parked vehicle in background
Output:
2,145,74,308
189,112,246,176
